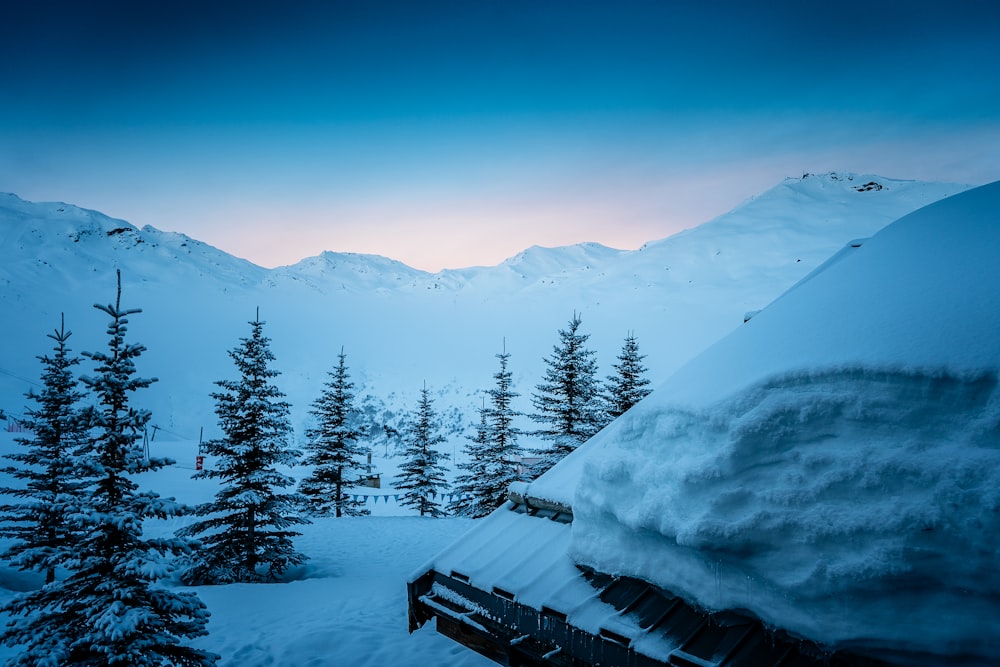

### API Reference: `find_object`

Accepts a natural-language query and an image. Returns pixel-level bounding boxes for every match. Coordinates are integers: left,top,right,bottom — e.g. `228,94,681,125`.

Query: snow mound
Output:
501,242,625,275
271,251,433,292
569,181,1000,663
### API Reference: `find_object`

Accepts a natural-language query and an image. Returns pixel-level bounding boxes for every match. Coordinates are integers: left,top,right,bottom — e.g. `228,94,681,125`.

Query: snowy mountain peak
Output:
500,242,625,275
0,192,138,240
273,250,432,292
0,192,265,287
783,171,901,191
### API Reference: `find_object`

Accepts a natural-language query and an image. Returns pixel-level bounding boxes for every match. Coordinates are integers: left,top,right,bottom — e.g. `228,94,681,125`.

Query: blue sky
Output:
2,0,998,271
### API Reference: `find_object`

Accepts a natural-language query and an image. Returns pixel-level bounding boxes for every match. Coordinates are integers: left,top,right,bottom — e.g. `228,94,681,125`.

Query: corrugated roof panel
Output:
410,501,893,666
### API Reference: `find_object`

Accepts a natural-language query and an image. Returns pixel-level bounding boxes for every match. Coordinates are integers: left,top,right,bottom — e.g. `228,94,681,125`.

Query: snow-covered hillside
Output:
553,180,1000,663
0,173,969,450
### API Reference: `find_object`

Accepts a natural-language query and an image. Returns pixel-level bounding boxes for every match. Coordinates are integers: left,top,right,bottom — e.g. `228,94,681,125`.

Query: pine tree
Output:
449,401,489,518
181,312,308,585
604,332,652,420
299,349,368,517
530,313,603,475
0,315,89,585
450,347,524,518
393,385,449,517
1,272,217,666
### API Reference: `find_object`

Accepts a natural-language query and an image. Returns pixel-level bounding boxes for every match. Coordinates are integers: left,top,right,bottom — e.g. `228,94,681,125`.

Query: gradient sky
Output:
2,0,999,271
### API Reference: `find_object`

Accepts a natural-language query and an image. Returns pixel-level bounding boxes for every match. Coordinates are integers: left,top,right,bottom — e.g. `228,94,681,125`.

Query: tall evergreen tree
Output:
604,332,652,420
449,401,489,518
1,272,217,666
530,313,603,474
0,315,89,585
181,312,308,585
393,385,449,517
299,349,368,517
450,347,524,518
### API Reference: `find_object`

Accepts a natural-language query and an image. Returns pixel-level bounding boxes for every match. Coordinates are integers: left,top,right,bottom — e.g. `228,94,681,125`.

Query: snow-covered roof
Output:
570,180,1000,663
417,180,1000,665
411,500,856,666
657,180,1000,407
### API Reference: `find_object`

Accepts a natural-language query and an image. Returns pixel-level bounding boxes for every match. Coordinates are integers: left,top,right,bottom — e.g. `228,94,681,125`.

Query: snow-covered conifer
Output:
604,331,652,420
0,315,89,585
181,312,308,584
449,401,489,518
393,385,449,517
299,349,369,517
1,272,217,666
450,347,524,518
530,313,603,474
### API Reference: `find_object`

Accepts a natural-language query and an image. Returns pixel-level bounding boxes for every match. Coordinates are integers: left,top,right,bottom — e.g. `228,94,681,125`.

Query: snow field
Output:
185,517,492,666
0,431,492,665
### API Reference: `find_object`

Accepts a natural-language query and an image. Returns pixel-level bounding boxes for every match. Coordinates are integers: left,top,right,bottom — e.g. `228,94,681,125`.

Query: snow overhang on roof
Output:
409,181,1000,665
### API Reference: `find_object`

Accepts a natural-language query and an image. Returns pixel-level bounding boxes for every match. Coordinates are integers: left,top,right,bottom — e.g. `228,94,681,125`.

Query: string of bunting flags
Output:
5,418,32,434
347,492,474,505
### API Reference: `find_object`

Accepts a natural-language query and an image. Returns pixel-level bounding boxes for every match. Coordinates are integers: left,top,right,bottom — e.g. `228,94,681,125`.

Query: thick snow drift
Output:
569,181,1000,662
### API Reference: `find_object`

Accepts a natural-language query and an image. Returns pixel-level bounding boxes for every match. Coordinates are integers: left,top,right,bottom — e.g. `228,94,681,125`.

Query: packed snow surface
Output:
568,181,1000,662
0,434,493,666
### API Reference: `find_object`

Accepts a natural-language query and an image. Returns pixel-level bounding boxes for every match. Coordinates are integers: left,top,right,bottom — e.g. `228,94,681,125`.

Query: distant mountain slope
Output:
0,174,971,442
0,192,266,287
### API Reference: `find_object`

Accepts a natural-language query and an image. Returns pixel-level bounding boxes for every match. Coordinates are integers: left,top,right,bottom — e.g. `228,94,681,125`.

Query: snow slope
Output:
566,181,1000,663
0,174,969,447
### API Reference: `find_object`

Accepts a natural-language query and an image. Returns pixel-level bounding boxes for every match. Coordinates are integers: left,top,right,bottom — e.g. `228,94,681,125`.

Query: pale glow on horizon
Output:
20,125,993,273
8,128,997,273
1,3,997,271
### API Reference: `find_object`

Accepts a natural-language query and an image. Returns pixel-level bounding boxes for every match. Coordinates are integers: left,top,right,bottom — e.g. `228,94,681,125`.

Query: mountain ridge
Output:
1,171,969,289
0,173,973,441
